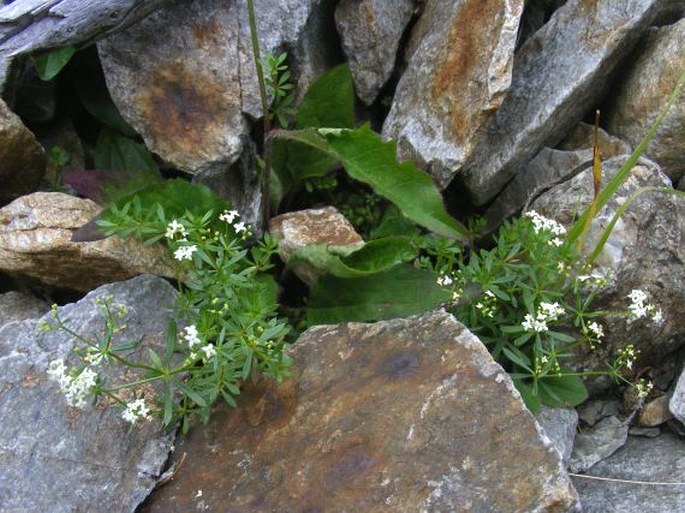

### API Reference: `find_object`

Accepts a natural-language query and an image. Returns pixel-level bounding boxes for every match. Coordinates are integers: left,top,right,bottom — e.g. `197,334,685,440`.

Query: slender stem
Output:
246,0,273,231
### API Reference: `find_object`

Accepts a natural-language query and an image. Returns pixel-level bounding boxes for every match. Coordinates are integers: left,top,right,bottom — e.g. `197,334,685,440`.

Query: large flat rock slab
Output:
142,310,580,512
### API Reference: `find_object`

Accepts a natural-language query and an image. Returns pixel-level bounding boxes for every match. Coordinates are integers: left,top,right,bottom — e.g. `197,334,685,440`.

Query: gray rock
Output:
335,0,415,105
97,0,325,177
382,0,523,188
0,97,46,205
628,426,661,438
0,275,177,513
530,156,685,385
670,365,685,425
0,0,169,93
460,0,662,206
142,310,581,512
607,18,685,183
569,415,629,473
0,192,174,291
0,290,49,327
535,406,579,468
577,399,621,427
638,395,673,427
572,432,685,513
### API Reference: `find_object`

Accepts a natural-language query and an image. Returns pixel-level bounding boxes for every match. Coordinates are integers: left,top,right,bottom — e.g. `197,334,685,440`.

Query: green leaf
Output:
537,374,589,409
296,64,355,129
175,380,208,407
162,386,174,426
502,346,532,372
370,206,421,239
306,264,452,325
95,128,159,173
513,379,541,413
290,237,416,278
33,46,76,81
275,126,468,240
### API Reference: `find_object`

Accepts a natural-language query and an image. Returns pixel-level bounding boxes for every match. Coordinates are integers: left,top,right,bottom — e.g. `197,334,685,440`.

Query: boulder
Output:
0,192,173,292
530,156,685,385
535,406,579,469
0,275,177,513
459,0,662,206
335,0,415,106
572,432,685,512
0,98,46,205
141,310,581,512
669,365,685,425
269,206,364,285
382,0,523,188
569,415,629,474
607,18,685,184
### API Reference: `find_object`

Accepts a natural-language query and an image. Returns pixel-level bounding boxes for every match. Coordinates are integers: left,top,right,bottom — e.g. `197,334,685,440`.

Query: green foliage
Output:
33,46,76,81
307,265,452,325
261,51,296,128
295,64,355,129
95,128,159,173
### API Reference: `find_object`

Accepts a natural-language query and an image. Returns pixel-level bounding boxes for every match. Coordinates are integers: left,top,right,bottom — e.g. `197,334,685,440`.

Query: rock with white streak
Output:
669,365,685,425
0,192,173,292
459,0,662,206
607,18,685,184
382,0,523,188
335,0,415,105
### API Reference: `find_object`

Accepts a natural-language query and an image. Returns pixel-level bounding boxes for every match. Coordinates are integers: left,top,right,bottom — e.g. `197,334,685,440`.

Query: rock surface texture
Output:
460,0,662,205
334,0,415,106
141,310,580,512
607,18,685,183
0,290,49,327
97,0,323,177
383,0,523,188
572,432,685,513
670,366,685,425
0,192,172,291
0,98,46,205
0,275,177,513
531,157,685,383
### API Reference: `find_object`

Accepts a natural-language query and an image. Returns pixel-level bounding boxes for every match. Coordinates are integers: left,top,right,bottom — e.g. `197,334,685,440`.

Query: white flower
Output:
538,302,565,321
652,309,663,323
173,244,197,261
234,221,247,234
201,344,217,359
219,209,240,224
183,325,201,349
635,380,653,399
437,274,454,287
588,322,604,339
48,360,98,409
627,289,661,322
122,398,151,425
165,219,188,239
485,290,495,298
522,313,548,333
524,211,567,237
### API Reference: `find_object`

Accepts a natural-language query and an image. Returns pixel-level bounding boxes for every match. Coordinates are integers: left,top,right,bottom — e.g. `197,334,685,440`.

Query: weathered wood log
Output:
0,0,170,91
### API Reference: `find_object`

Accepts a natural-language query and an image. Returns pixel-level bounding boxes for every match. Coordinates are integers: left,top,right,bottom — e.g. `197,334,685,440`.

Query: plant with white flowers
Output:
420,211,658,412
43,204,291,432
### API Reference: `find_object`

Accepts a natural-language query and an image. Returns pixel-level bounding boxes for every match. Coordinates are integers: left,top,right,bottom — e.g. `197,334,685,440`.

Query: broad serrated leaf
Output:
33,46,76,81
290,237,416,278
296,64,355,129
95,128,159,173
306,265,452,325
276,126,467,240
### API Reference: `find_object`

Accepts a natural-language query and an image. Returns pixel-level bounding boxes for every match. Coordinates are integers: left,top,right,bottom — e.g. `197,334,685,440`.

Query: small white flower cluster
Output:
121,398,151,425
165,219,188,240
219,209,249,235
47,359,98,409
475,290,497,318
617,344,639,370
173,244,197,262
522,301,565,333
635,379,653,399
627,289,662,323
182,325,217,361
582,321,604,350
524,210,567,247
436,273,462,301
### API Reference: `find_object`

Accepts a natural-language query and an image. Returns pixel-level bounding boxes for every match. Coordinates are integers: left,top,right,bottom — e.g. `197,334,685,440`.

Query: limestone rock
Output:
269,206,364,285
572,432,685,512
335,0,415,105
460,0,662,206
383,0,523,188
0,98,46,205
569,415,629,473
607,18,685,183
97,0,324,177
669,366,685,425
530,156,685,384
141,310,581,512
0,291,49,327
0,192,173,292
0,275,177,513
